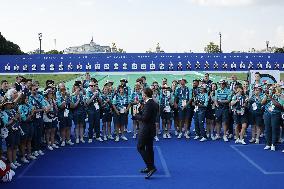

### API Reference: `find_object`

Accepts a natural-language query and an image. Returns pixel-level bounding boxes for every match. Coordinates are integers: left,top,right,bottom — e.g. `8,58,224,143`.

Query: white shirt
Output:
145,98,152,103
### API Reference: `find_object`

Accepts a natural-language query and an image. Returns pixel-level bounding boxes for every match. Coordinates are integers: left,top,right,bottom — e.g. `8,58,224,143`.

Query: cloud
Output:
187,0,284,7
188,0,254,7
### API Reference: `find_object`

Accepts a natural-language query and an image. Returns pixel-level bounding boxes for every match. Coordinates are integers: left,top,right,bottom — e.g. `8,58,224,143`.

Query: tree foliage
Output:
0,32,25,55
204,42,221,53
45,49,63,54
274,47,284,53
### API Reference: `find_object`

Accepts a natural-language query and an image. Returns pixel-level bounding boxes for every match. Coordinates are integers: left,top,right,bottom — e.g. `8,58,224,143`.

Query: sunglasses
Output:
89,85,95,87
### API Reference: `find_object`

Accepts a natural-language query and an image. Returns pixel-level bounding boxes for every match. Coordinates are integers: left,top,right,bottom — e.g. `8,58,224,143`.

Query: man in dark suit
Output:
133,88,158,179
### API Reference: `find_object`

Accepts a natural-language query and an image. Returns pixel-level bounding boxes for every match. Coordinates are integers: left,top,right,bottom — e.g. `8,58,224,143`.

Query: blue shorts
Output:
58,117,72,129
102,112,112,123
5,130,20,148
73,111,86,125
161,112,172,121
215,107,229,123
233,114,248,125
178,108,191,121
249,112,264,127
114,113,127,126
20,122,34,140
44,121,58,129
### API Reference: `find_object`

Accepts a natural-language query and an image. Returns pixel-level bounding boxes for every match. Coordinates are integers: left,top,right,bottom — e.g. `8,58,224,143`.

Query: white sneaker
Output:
282,150,284,153
206,134,210,138
21,157,29,164
223,136,229,142
211,135,215,140
177,133,182,139
175,131,178,136
240,139,247,145
38,150,45,156
80,138,85,143
163,134,167,139
14,161,21,167
96,137,104,142
28,155,37,160
214,135,221,140
10,163,17,170
200,137,207,142
88,139,93,143
115,136,120,142
120,136,128,141
48,145,54,151
235,138,240,144
271,145,276,151
52,144,59,149
33,151,39,157
255,139,260,144
154,136,159,141
67,140,74,145
249,138,256,143
76,138,80,144
108,135,114,140
61,141,66,147
167,133,172,139
228,134,233,139
133,134,137,139
264,145,271,150
185,134,190,139
103,136,108,141
194,136,200,140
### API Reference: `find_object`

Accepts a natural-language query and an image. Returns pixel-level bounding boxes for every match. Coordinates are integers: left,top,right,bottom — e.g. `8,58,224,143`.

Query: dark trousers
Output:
137,135,155,170
32,118,44,151
264,112,281,146
228,111,234,135
88,110,100,139
194,109,206,137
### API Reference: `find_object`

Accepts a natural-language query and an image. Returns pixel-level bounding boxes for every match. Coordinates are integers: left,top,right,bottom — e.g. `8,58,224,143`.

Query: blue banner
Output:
0,53,284,73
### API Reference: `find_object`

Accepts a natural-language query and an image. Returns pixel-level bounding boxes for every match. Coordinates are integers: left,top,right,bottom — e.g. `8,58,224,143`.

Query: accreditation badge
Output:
268,105,275,112
252,103,257,111
120,107,126,114
36,112,41,119
64,109,69,117
182,100,187,107
94,103,100,110
194,105,199,112
164,106,171,113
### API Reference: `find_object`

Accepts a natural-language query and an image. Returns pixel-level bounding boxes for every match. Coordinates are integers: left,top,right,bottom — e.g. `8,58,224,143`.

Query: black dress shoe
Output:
145,168,157,179
140,168,150,173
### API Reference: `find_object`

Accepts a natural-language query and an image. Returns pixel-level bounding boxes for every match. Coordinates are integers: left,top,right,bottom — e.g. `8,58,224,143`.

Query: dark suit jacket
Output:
135,98,158,139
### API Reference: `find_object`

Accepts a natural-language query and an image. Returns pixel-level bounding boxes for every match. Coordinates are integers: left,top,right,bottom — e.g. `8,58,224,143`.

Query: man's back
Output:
138,99,158,138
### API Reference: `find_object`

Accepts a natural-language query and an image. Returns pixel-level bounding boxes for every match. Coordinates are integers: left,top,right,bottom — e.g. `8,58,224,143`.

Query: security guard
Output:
174,78,192,139
214,79,232,142
193,84,209,142
85,81,103,143
262,86,284,151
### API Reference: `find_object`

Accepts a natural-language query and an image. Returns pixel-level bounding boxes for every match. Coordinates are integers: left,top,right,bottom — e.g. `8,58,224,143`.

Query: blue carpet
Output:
1,120,284,189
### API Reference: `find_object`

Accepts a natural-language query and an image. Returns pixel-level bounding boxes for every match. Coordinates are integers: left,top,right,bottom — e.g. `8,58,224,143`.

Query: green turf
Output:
1,72,283,92
0,74,81,87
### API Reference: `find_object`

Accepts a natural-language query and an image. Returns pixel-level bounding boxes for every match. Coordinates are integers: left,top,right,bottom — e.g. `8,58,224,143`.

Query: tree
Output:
45,49,63,54
274,47,284,53
0,32,25,55
204,42,221,53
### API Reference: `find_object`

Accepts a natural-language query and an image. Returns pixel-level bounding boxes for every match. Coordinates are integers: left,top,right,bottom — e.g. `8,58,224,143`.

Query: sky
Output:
0,0,284,53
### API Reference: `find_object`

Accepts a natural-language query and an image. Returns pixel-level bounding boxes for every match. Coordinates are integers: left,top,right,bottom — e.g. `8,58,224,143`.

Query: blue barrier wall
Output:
0,53,284,73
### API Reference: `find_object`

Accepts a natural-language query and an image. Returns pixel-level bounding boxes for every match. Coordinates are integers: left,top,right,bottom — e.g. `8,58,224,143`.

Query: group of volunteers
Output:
1,72,284,182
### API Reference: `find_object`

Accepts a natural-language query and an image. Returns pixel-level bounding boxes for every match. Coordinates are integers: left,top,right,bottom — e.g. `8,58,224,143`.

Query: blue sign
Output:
0,53,283,73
